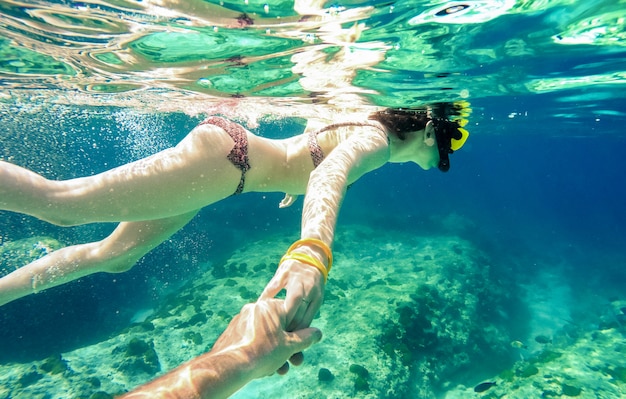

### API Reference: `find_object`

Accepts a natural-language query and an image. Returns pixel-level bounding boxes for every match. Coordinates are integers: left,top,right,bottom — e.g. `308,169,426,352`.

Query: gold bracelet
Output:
286,238,333,272
280,252,328,282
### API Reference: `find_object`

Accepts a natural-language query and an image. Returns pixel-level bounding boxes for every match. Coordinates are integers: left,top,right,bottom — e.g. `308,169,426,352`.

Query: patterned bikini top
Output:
307,122,387,167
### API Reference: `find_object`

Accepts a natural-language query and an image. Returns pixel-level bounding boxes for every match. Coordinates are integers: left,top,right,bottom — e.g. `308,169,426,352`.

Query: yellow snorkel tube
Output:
450,100,471,151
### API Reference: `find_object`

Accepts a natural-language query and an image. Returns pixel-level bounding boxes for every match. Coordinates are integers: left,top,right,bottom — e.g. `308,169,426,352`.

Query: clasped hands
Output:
213,295,323,380
121,248,327,398
213,255,326,382
261,252,326,330
120,296,322,399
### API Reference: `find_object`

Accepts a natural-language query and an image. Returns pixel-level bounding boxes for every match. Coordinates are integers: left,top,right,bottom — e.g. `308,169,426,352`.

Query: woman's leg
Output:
0,160,59,222
0,123,241,225
0,210,198,306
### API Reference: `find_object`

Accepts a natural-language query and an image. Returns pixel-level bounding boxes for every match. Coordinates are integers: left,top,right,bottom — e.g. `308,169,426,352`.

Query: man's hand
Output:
119,298,321,399
213,298,322,379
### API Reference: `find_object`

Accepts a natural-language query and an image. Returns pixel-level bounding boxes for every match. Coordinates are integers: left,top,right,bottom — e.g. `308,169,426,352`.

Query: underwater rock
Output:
499,368,515,382
189,312,208,325
349,364,370,392
349,364,369,379
238,285,257,301
542,388,560,398
598,320,621,331
318,367,334,382
535,350,562,363
218,262,244,276
89,392,114,399
183,331,203,345
354,376,369,392
86,376,101,388
121,338,161,374
216,310,230,319
178,312,208,328
39,354,69,375
126,338,150,357
238,262,248,273
135,321,155,332
561,383,582,397
211,263,228,279
517,364,539,378
17,367,43,387
606,366,626,383
364,279,387,290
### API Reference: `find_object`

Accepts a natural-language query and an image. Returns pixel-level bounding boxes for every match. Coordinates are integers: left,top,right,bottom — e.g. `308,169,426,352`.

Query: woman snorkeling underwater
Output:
0,101,470,332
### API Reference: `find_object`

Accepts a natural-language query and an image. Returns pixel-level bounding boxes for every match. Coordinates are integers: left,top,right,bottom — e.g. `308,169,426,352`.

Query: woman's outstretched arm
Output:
0,211,198,307
261,127,390,330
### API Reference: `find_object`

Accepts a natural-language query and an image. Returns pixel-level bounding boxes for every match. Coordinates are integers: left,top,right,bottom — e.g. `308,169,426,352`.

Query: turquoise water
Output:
1,1,626,398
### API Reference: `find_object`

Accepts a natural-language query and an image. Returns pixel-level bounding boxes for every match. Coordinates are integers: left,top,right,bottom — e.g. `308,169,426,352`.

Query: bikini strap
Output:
307,122,387,168
200,116,251,195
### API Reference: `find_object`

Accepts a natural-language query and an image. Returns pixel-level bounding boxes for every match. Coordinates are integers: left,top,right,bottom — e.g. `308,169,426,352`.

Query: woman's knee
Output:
95,240,146,273
105,259,137,273
37,189,86,226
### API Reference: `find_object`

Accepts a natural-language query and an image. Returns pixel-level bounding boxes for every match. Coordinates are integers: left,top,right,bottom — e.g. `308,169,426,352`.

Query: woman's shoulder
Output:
315,120,387,141
333,121,389,149
321,121,390,169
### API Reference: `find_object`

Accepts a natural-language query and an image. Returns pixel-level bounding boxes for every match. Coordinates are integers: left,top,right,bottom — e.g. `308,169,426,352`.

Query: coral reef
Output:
374,238,514,397
446,324,626,398
1,225,623,398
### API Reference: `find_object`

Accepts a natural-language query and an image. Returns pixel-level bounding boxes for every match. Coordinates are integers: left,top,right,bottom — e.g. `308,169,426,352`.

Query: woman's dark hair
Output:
368,107,430,140
369,103,468,172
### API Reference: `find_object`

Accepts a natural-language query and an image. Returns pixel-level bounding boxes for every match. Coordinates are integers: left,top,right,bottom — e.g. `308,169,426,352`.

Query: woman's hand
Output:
260,258,325,332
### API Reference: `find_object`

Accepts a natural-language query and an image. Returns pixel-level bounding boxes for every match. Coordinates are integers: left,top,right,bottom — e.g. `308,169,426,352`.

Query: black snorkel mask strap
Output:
430,102,466,172
431,117,462,172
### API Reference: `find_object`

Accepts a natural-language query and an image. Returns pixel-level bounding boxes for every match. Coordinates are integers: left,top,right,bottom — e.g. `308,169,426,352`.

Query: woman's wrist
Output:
281,238,332,281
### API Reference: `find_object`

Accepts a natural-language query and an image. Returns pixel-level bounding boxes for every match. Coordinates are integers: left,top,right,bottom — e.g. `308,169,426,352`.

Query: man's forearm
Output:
118,349,251,399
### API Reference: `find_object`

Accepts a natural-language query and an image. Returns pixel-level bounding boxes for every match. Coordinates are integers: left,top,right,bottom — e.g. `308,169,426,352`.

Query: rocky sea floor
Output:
1,224,625,398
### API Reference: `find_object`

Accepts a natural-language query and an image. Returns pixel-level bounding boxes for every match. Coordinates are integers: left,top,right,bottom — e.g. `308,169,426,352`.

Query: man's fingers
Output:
276,362,290,375
284,288,306,328
259,277,282,300
289,327,322,353
289,352,304,366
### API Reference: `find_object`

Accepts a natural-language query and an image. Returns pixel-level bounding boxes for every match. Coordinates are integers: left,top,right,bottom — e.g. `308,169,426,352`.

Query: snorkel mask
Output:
430,101,471,172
